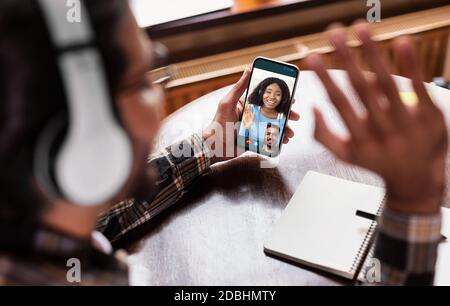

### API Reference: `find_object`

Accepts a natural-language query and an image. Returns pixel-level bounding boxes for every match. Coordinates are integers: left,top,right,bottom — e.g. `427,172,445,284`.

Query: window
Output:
131,0,233,27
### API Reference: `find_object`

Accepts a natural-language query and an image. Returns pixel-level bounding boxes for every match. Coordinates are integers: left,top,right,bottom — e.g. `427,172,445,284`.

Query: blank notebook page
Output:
264,171,385,278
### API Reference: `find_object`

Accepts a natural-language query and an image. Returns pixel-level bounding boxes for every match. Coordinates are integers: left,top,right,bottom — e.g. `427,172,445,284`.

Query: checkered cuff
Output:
191,133,212,173
379,208,442,243
375,207,442,279
165,133,212,191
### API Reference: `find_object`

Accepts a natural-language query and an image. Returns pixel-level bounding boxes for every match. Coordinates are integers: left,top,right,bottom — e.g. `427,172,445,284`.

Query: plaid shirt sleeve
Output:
96,133,211,243
374,207,442,285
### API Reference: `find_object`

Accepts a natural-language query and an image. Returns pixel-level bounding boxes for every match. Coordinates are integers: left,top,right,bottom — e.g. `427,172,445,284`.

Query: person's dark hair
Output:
248,77,291,114
0,0,128,225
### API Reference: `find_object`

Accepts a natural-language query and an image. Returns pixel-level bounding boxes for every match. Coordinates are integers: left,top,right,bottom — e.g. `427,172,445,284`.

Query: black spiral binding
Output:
349,194,386,279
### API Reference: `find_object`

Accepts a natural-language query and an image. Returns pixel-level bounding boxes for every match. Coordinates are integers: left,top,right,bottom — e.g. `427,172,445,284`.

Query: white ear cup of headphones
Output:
55,50,132,206
35,0,133,206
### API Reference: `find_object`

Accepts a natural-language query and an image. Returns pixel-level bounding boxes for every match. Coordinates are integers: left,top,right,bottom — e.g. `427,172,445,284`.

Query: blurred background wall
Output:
134,0,450,116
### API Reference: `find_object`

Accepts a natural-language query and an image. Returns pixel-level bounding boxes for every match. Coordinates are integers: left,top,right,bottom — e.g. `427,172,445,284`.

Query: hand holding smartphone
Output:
237,57,299,157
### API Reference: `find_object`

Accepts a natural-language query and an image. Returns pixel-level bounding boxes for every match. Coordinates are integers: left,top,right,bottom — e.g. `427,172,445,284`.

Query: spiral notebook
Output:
264,171,450,284
264,171,386,280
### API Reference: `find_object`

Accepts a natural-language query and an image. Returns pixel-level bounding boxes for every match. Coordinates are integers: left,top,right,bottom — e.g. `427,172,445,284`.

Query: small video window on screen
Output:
238,60,297,157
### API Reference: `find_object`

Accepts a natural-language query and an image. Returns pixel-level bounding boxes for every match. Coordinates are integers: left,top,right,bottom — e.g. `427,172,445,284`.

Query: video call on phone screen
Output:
237,58,298,157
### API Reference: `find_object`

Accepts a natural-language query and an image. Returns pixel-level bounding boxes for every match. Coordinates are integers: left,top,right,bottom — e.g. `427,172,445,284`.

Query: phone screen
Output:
237,57,299,157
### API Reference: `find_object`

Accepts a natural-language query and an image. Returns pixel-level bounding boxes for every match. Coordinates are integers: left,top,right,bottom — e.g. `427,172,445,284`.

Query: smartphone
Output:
237,57,299,157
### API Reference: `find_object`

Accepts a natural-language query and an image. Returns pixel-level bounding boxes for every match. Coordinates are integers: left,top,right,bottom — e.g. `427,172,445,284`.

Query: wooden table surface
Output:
128,70,450,285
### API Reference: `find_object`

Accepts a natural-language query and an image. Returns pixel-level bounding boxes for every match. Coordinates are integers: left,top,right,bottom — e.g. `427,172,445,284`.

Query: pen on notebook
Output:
355,209,447,242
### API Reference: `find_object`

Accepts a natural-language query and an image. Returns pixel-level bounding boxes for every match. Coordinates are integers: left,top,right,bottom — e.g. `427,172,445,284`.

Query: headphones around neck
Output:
33,0,132,206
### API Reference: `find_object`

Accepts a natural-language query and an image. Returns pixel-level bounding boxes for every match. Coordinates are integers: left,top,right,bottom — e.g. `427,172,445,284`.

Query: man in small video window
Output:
261,123,280,157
